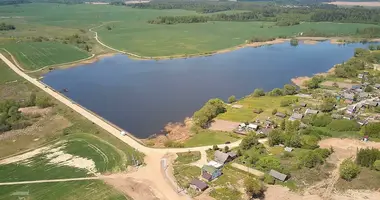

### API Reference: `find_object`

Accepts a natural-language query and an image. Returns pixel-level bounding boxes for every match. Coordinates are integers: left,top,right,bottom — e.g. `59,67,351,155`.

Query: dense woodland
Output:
0,23,16,31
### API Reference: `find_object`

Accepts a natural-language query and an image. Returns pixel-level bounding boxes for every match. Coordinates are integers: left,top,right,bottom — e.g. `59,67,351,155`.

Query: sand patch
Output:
321,81,357,89
209,119,240,132
328,1,380,7
0,146,50,165
291,76,311,88
302,40,318,45
18,106,52,116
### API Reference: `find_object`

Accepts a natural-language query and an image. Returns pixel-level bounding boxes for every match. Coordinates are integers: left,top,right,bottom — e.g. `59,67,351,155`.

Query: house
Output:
227,152,237,159
358,74,364,79
214,150,234,164
351,85,362,90
365,101,378,107
275,112,286,118
299,102,307,107
269,169,287,182
284,147,293,152
346,105,356,114
289,113,303,121
359,92,369,99
344,93,355,101
258,128,272,135
201,165,222,181
190,179,208,191
304,109,319,115
374,84,380,89
247,123,259,131
206,161,223,169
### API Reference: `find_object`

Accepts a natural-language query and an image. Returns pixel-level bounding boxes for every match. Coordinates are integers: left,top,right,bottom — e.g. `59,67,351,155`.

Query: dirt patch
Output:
328,1,380,7
209,119,240,132
102,175,161,200
58,53,116,69
302,40,318,45
18,106,52,116
291,76,311,88
265,185,322,200
0,145,50,165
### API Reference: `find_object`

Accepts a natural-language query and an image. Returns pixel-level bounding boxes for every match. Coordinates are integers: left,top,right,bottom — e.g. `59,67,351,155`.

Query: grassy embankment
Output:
0,3,378,61
0,59,140,198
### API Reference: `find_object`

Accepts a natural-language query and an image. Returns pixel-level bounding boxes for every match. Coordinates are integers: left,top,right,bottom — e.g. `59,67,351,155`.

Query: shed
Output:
190,179,208,191
305,109,319,115
227,152,237,159
344,93,355,101
289,113,303,121
247,123,259,131
275,112,286,118
258,128,272,135
202,165,222,181
299,102,307,107
214,150,234,164
269,169,287,182
351,85,362,90
359,92,369,98
284,147,293,152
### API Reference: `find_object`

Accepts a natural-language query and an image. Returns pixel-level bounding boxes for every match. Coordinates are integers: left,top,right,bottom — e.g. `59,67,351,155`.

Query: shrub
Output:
356,148,380,167
272,109,277,115
268,129,284,146
298,150,324,168
340,159,360,181
256,156,282,172
268,88,284,96
327,120,360,131
36,96,53,108
244,178,265,198
314,148,331,159
252,89,265,97
362,122,380,138
301,135,320,150
213,145,219,151
310,114,332,127
193,98,226,128
224,146,229,153
253,108,263,114
280,99,292,107
263,174,275,185
283,84,297,95
164,140,184,148
228,95,236,103
373,160,380,171
240,133,260,150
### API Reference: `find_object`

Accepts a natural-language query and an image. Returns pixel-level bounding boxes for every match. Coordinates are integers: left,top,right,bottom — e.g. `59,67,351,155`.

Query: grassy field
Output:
335,167,380,190
2,42,90,70
0,180,128,200
217,96,298,122
174,151,201,165
0,3,378,58
173,165,201,188
0,60,20,84
184,129,240,147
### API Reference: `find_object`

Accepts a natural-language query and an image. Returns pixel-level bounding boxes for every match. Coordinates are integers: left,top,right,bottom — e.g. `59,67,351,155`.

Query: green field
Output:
0,3,378,58
0,60,19,84
184,129,240,147
0,180,128,200
2,42,89,70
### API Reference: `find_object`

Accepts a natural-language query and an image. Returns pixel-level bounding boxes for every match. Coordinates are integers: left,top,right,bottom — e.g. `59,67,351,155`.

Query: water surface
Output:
43,41,374,138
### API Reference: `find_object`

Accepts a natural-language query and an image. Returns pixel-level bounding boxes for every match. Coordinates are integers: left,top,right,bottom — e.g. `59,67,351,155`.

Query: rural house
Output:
289,113,303,121
269,169,287,182
201,165,222,181
247,123,259,131
190,179,208,191
344,93,355,101
304,109,319,115
214,150,235,164
275,112,286,118
299,102,307,107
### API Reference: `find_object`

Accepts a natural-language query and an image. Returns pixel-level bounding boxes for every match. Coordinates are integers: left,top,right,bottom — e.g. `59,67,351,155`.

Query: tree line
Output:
0,23,16,31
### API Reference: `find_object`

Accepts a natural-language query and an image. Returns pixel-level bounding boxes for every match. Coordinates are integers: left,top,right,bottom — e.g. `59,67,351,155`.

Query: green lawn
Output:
0,180,128,200
184,129,240,147
210,187,242,200
218,96,298,122
2,42,89,70
0,3,378,57
174,151,201,165
173,165,201,188
0,60,19,84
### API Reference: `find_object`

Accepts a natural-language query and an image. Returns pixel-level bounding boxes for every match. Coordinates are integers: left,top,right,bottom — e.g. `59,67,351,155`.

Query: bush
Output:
253,108,263,114
362,122,380,138
268,129,284,146
310,114,332,127
356,148,380,167
283,84,297,95
280,99,292,107
298,150,324,168
268,88,283,96
320,97,336,112
228,95,236,103
244,178,265,198
301,135,320,150
271,109,277,115
193,98,226,128
314,148,331,159
213,145,219,150
252,89,265,97
327,120,360,131
164,140,184,148
36,96,53,108
373,160,380,171
263,174,275,185
256,156,282,172
340,159,360,181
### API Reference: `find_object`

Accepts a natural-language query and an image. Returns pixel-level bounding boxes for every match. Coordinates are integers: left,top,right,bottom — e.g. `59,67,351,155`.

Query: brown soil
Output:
208,119,240,132
321,81,357,89
18,106,52,116
302,40,318,45
291,76,311,88
57,53,116,69
328,1,380,7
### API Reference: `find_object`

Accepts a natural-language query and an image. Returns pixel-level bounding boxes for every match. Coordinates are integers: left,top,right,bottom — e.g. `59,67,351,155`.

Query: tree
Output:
364,85,373,92
356,148,380,167
228,95,236,103
244,178,265,198
268,129,283,146
240,133,260,150
283,84,297,95
36,96,52,108
280,119,285,130
268,88,283,96
224,146,229,153
28,92,36,106
298,151,324,168
256,156,282,172
362,122,380,138
193,98,226,128
340,158,360,181
213,145,219,151
320,97,336,112
306,76,323,89
272,108,277,115
252,89,265,97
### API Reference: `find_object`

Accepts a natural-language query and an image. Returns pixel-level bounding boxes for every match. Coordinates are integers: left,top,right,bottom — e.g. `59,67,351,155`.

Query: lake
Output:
43,41,374,138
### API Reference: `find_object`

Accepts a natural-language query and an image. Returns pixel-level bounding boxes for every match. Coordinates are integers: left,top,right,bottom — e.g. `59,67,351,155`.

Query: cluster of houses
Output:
189,150,237,192
234,119,275,136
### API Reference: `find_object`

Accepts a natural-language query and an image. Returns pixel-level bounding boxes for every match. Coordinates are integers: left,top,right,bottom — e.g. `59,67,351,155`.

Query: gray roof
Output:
289,113,303,121
269,169,287,182
344,93,355,100
190,179,208,190
299,102,307,107
214,150,230,164
305,109,319,115
275,112,286,118
365,101,378,107
374,84,380,88
359,92,369,98
227,152,237,158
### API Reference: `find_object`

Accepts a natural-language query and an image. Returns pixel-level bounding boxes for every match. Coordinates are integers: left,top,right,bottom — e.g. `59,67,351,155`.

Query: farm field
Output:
0,180,128,200
0,60,20,84
2,42,90,70
183,129,239,147
0,3,378,58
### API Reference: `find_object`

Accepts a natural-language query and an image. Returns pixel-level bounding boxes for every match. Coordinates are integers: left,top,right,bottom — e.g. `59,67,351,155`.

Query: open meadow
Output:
0,3,379,61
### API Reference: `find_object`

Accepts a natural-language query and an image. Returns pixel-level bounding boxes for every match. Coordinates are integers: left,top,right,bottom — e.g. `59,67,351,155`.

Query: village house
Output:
289,113,303,121
214,150,236,164
201,165,222,181
304,108,319,115
275,112,286,118
358,92,369,99
299,102,307,107
258,127,272,135
344,93,355,101
346,105,356,114
269,169,287,182
365,101,378,107
190,179,208,191
247,123,259,131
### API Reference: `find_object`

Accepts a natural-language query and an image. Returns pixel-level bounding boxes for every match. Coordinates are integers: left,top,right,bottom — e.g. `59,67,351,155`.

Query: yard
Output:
2,42,90,70
183,129,240,147
174,151,201,165
173,165,201,188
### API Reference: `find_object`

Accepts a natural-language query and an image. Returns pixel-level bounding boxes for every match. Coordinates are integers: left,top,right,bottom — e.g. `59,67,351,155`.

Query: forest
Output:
0,23,16,31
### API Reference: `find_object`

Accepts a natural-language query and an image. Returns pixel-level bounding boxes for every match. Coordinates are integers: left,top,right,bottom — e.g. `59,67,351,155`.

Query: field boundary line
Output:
0,177,100,186
0,48,95,73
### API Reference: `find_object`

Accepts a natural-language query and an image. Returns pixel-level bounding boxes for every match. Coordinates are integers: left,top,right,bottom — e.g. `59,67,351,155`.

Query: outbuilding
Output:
190,179,208,191
269,169,287,182
275,112,286,118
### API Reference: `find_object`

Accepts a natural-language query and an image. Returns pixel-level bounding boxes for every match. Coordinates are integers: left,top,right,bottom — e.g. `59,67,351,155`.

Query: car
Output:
225,141,231,144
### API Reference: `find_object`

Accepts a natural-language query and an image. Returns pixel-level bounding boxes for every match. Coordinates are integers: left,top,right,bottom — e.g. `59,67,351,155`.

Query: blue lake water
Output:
43,41,375,138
